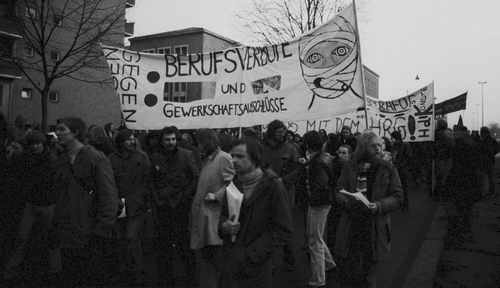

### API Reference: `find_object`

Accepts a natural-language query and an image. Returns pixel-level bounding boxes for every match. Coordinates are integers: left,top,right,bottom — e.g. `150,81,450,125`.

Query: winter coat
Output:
296,152,335,206
109,150,151,217
190,149,234,249
447,137,481,201
53,145,119,248
21,150,58,206
334,158,403,261
150,147,199,208
220,169,293,288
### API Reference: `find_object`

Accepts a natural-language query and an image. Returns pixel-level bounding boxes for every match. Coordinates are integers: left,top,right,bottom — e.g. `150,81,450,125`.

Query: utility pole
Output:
478,81,487,127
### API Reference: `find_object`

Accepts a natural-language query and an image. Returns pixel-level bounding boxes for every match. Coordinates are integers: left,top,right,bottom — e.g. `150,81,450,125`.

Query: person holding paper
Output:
334,131,403,288
297,131,337,288
190,129,235,288
220,138,293,288
109,129,151,284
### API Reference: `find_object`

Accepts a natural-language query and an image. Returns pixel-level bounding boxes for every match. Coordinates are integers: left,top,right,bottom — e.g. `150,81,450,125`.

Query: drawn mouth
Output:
313,77,349,92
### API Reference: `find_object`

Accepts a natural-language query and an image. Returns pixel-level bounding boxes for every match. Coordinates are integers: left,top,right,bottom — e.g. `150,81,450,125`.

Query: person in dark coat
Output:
390,131,413,211
3,131,59,280
447,126,481,245
53,117,119,287
338,126,357,151
433,119,454,201
220,138,293,288
479,126,499,198
335,131,403,288
326,144,352,259
297,131,336,287
109,129,151,284
262,120,298,271
150,126,199,286
87,125,115,156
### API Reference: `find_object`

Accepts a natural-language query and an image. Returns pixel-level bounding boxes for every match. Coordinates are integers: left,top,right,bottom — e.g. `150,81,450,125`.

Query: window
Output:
24,43,34,57
157,47,171,55
142,49,156,53
53,14,63,26
49,91,59,103
21,88,32,100
172,45,188,101
174,45,188,56
50,50,60,61
25,7,36,18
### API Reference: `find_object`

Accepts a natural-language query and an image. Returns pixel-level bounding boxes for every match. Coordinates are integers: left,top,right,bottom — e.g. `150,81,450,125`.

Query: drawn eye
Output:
332,46,350,57
307,52,323,64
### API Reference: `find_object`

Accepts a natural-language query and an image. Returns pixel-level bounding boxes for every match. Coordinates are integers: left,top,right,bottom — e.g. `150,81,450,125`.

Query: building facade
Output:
1,0,131,129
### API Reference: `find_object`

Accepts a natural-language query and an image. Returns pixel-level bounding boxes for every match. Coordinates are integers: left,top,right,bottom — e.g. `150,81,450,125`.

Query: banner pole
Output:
431,81,436,199
352,0,369,130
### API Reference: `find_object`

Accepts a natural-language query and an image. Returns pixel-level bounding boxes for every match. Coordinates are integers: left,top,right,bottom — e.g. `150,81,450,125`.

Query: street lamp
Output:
478,81,487,127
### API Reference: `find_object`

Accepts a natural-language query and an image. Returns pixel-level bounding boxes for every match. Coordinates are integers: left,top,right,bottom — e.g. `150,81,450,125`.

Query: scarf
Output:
238,168,264,200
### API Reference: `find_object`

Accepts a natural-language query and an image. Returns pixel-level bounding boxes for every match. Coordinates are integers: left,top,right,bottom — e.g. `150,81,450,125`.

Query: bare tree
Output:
10,0,124,130
237,0,345,45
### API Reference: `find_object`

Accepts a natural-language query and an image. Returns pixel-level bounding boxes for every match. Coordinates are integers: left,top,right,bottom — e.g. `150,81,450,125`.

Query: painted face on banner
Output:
299,15,359,109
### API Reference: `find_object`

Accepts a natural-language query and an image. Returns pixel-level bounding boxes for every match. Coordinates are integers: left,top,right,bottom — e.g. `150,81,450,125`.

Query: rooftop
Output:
129,27,241,46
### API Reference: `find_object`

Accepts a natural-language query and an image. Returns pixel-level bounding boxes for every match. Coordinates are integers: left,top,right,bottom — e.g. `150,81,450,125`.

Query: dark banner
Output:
435,92,467,115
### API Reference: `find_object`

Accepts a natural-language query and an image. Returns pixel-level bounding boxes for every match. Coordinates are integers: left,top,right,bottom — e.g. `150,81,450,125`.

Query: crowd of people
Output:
0,112,498,288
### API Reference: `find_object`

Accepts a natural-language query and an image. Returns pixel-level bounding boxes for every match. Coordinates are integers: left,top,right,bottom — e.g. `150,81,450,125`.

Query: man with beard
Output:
109,129,151,284
52,117,119,287
220,138,292,288
150,126,199,287
335,131,402,287
190,129,235,288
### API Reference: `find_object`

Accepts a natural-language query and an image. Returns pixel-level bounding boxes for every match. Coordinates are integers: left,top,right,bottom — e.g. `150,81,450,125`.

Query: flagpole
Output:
352,0,369,130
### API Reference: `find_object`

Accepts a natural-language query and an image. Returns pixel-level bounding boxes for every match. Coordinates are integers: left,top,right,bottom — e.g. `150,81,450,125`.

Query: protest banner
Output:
286,83,435,142
102,4,365,130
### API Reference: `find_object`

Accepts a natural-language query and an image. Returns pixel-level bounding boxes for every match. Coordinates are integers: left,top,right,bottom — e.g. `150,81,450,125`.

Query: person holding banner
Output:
334,131,402,288
220,138,292,288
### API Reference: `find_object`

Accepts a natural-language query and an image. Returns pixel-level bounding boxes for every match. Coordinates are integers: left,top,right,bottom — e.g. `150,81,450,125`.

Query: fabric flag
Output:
434,92,467,115
102,4,364,130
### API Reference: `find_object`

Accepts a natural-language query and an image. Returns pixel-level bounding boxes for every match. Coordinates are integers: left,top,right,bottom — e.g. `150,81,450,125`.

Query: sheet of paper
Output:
118,198,127,219
226,182,244,242
339,189,372,208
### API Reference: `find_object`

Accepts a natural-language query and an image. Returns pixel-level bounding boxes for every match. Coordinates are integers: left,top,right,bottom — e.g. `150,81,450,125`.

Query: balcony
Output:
0,17,22,39
126,0,135,8
0,59,22,80
125,22,134,37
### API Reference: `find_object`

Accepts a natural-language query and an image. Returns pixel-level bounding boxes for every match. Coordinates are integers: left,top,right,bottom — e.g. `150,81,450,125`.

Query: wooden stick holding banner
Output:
352,0,369,130
431,81,436,198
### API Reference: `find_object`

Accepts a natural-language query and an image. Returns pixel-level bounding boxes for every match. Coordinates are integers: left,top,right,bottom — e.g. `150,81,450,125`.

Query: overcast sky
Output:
128,0,500,129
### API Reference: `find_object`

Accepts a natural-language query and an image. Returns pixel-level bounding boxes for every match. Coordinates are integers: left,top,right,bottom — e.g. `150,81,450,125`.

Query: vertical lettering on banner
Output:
104,47,141,124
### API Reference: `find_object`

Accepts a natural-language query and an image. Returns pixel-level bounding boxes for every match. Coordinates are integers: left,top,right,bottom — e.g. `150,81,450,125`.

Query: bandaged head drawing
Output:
299,16,361,109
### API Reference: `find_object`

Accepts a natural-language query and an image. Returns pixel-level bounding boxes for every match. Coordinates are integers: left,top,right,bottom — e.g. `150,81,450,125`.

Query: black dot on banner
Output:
147,71,160,83
144,94,158,107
